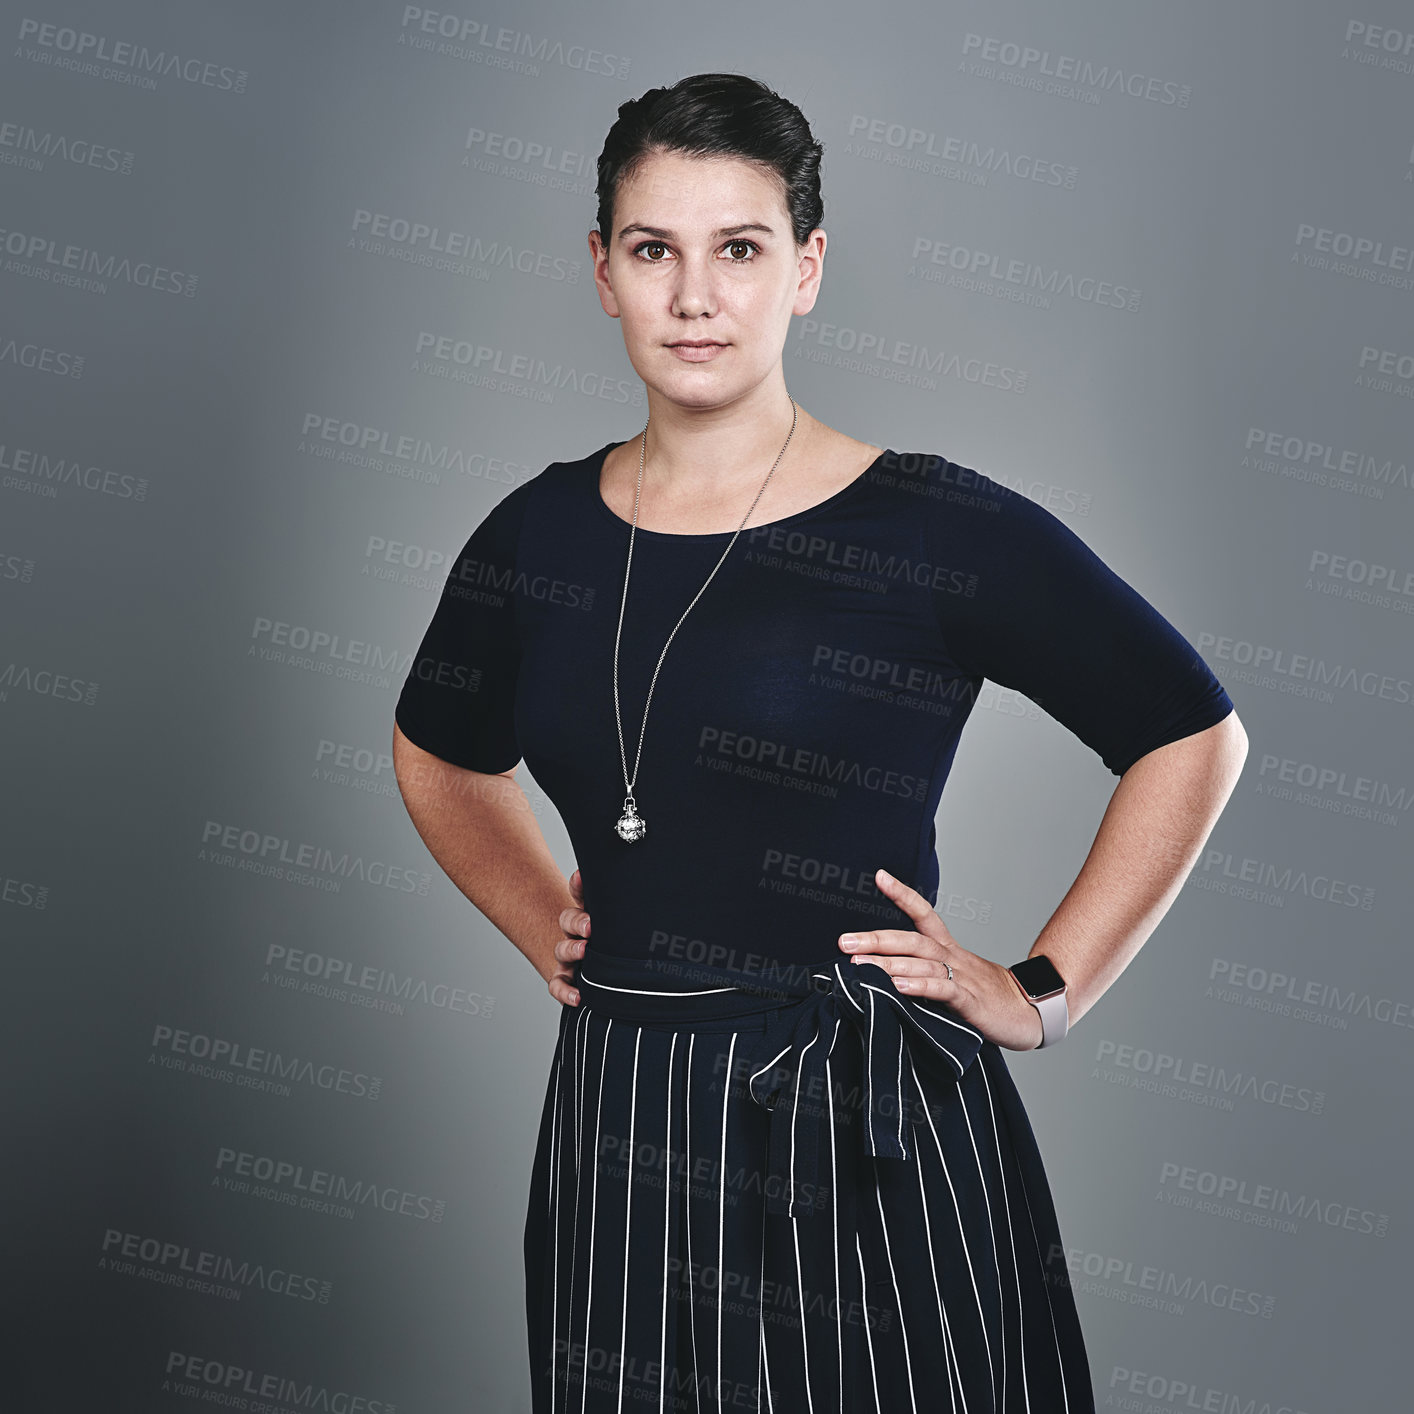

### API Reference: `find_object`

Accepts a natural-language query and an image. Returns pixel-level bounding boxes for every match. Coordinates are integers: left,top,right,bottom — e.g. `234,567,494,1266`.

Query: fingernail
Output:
877,869,894,882
840,935,860,948
895,978,913,990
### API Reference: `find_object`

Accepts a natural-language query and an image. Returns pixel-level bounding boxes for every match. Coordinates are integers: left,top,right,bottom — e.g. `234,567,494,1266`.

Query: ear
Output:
792,229,826,316
589,230,622,319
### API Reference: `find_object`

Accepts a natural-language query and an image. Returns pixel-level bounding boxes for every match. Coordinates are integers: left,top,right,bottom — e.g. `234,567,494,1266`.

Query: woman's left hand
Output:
839,869,1045,1053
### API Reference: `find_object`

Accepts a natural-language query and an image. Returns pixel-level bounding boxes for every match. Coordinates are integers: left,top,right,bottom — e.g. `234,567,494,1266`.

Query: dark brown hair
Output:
595,73,825,251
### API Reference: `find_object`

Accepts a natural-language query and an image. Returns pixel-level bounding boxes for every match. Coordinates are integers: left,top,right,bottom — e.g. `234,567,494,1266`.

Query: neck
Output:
635,389,812,493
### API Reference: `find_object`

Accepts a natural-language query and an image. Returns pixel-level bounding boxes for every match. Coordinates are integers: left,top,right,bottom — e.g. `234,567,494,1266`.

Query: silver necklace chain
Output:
611,396,799,842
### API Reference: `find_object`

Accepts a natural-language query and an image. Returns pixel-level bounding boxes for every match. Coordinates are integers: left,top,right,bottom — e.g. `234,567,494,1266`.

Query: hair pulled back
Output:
594,73,825,251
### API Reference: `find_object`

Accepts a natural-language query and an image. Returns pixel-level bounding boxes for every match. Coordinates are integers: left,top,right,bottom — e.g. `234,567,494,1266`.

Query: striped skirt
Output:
523,949,1094,1413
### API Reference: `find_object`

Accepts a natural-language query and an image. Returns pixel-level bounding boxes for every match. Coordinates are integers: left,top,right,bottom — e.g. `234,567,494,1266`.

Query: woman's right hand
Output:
548,866,590,1007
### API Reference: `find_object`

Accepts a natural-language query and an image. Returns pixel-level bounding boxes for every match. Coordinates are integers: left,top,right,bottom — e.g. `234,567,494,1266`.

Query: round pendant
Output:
615,799,646,843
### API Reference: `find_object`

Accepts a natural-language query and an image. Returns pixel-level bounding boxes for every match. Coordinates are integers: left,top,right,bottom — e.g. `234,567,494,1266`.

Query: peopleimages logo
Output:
395,7,630,79
1340,20,1414,74
461,125,597,188
1,872,48,909
1293,222,1414,291
264,942,497,1020
1254,750,1411,822
1210,955,1414,1033
0,437,147,498
148,1021,383,1101
794,317,1028,394
0,338,84,380
910,236,1141,312
1196,628,1413,709
0,661,98,706
1356,344,1414,399
959,32,1192,107
100,1227,333,1305
1092,1039,1326,1116
198,819,433,896
0,223,197,296
410,330,639,405
348,207,579,282
1241,425,1410,500
162,1350,394,1411
248,614,413,685
1060,1244,1276,1319
0,118,135,175
14,18,249,92
844,114,1078,191
213,1145,448,1223
299,410,534,486
1192,843,1375,911
1157,1158,1389,1238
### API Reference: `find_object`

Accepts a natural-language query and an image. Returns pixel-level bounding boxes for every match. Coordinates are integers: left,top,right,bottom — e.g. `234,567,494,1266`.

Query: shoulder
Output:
467,441,604,533
875,449,1029,540
890,451,1091,546
514,440,617,514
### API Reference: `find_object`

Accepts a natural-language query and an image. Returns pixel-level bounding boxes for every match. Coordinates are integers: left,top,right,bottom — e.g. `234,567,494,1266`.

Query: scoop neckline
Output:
589,440,891,540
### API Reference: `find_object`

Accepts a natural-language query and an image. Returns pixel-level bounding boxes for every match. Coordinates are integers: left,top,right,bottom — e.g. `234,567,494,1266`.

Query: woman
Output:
393,73,1247,1413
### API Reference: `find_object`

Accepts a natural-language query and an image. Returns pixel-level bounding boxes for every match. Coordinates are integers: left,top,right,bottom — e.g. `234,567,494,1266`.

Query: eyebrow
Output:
616,222,775,242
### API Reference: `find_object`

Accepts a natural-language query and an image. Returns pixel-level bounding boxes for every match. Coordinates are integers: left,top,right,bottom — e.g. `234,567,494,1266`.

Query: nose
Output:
670,251,716,318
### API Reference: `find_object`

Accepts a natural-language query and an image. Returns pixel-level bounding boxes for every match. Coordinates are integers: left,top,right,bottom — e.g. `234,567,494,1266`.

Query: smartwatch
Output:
1007,955,1069,1049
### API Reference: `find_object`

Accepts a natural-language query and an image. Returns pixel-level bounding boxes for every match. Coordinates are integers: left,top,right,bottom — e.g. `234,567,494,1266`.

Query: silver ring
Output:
944,962,953,982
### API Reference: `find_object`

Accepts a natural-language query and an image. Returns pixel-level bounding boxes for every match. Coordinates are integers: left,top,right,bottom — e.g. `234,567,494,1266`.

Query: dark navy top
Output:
394,442,1234,974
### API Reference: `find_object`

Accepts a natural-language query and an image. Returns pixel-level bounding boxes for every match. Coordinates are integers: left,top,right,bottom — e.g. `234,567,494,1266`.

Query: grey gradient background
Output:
2,2,1410,1410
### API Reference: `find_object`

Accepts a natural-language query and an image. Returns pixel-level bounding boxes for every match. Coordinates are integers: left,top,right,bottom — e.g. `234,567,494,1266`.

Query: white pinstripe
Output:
578,973,741,997
854,1234,882,1414
826,1044,843,1414
788,1021,825,1218
560,1005,592,1414
616,1029,643,1414
1014,1135,1072,1411
760,1282,775,1413
577,1018,612,1414
909,1053,988,1412
756,1155,766,1409
547,1014,567,1404
659,1032,677,1414
717,1032,736,1413
685,1033,702,1414
978,1056,1024,1409
864,990,878,1156
789,1213,816,1412
893,1012,905,1155
907,1124,962,1414
871,1162,920,1413
954,1060,1006,1410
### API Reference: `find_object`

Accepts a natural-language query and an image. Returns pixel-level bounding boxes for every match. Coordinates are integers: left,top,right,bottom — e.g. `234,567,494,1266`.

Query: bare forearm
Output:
392,726,573,985
1025,712,1249,1027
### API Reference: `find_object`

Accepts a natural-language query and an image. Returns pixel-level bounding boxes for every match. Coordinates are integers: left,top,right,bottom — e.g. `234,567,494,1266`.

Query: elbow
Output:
1215,707,1249,778
1119,709,1249,799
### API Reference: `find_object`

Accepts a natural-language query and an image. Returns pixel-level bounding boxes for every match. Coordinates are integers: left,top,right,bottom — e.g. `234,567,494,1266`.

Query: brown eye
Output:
636,242,667,261
726,240,759,261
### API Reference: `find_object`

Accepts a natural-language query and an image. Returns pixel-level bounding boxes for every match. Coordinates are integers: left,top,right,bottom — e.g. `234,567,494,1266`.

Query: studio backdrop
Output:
3,2,1409,1410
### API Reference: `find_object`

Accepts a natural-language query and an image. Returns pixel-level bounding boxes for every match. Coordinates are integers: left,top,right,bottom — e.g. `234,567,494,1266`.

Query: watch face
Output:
1011,955,1066,999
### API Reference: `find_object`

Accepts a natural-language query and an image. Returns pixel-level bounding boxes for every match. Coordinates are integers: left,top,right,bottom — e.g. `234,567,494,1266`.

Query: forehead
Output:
617,151,780,217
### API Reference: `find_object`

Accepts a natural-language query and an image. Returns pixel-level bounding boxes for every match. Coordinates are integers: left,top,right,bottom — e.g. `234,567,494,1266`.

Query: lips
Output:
668,341,725,348
666,339,728,363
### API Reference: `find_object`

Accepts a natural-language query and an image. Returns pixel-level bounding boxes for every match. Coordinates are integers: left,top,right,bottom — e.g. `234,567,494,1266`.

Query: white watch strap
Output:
1033,988,1069,1048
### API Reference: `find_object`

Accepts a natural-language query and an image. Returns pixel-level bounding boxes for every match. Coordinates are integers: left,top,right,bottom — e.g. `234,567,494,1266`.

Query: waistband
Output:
571,949,986,1220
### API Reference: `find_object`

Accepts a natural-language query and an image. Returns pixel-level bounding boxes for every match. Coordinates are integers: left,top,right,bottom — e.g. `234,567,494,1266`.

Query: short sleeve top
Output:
395,443,1235,973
